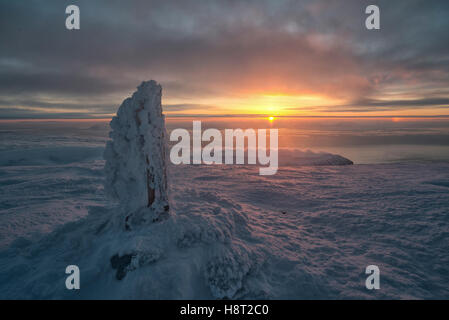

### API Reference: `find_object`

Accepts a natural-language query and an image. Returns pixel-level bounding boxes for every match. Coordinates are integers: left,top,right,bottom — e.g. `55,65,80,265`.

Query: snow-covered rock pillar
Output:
104,81,169,229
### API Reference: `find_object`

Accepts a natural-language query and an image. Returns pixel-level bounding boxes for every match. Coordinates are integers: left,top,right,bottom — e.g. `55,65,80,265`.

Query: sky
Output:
0,0,449,118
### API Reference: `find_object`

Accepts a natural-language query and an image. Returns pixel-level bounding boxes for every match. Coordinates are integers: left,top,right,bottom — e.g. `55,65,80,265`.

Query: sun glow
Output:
230,93,338,116
164,92,341,117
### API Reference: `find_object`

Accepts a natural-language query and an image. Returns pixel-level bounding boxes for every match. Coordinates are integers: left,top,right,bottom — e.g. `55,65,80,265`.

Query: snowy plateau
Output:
0,82,448,299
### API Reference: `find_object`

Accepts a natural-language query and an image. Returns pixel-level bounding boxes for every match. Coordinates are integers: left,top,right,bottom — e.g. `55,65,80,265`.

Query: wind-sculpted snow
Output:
0,180,258,299
104,81,169,224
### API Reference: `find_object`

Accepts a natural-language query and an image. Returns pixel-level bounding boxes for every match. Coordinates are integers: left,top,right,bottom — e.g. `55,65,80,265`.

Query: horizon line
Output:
2,114,449,121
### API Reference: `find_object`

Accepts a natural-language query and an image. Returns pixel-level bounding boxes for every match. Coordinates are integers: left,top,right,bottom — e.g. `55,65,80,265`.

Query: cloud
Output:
163,104,218,112
288,97,449,113
0,0,449,117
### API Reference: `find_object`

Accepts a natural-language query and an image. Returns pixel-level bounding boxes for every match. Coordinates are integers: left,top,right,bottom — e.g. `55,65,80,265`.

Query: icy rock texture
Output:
104,81,169,228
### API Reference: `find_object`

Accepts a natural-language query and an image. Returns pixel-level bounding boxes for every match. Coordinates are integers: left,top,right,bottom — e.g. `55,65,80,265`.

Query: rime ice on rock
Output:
104,81,169,229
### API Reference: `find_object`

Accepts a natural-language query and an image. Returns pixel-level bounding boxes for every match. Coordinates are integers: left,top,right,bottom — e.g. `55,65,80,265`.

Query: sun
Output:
268,116,275,122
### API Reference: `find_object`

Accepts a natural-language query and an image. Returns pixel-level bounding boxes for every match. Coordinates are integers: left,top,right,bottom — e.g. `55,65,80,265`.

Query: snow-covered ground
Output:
0,120,449,299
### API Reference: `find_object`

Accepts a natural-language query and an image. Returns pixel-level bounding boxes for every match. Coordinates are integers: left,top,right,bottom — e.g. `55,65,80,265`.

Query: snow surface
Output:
1,160,449,299
0,83,448,299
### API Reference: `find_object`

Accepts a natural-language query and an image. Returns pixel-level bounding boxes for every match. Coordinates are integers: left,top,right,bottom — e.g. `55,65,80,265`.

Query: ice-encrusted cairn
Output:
104,81,169,229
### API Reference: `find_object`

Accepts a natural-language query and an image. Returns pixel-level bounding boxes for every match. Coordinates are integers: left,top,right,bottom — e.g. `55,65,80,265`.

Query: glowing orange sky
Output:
1,1,448,119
